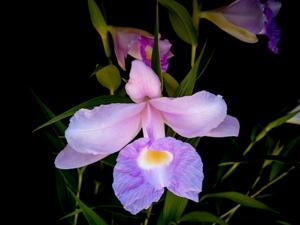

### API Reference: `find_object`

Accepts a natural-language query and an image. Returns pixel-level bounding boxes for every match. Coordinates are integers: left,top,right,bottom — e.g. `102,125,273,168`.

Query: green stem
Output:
191,0,199,67
143,206,152,225
191,45,197,67
73,167,86,225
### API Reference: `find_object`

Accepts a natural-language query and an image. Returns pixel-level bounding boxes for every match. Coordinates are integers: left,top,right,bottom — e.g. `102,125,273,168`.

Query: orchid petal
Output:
65,103,145,155
55,145,106,169
222,0,264,34
113,138,164,215
111,30,138,70
110,27,152,70
200,11,258,43
150,137,203,202
125,60,161,103
150,91,227,138
206,115,240,137
141,104,165,140
113,137,203,214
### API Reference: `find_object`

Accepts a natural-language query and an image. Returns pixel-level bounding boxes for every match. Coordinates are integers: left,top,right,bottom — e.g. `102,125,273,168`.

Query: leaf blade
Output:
179,211,228,225
159,0,197,45
201,192,277,213
33,96,131,132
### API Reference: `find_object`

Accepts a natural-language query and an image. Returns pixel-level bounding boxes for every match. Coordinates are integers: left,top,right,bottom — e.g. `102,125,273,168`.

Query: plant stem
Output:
73,167,86,225
143,206,152,225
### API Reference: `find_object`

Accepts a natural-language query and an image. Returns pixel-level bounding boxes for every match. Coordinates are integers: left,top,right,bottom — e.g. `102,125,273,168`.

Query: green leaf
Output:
174,41,208,97
68,188,108,225
159,0,197,45
96,64,121,94
88,0,107,36
163,72,179,96
151,0,162,82
33,96,131,132
174,51,201,97
254,110,300,144
157,191,188,225
179,211,228,225
201,192,277,213
31,89,66,135
276,220,292,225
269,136,300,180
87,0,111,57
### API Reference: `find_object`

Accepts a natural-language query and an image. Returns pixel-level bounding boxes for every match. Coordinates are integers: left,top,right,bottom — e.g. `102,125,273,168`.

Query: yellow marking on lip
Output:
138,149,173,169
145,45,153,60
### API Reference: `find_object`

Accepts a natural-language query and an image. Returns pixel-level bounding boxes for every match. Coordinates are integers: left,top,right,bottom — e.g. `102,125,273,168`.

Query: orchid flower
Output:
109,27,173,71
113,136,203,214
55,60,239,169
200,0,281,53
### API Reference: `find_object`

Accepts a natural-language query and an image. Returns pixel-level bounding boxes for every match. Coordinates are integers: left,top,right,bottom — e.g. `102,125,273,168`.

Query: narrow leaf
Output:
88,0,107,36
159,0,197,45
68,188,108,225
31,89,66,134
201,192,277,213
157,191,188,225
162,72,179,96
33,96,131,132
179,211,228,225
151,0,162,82
175,41,208,97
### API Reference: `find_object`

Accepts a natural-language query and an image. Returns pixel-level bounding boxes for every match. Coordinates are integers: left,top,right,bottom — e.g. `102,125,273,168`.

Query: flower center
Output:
145,45,153,60
137,149,173,170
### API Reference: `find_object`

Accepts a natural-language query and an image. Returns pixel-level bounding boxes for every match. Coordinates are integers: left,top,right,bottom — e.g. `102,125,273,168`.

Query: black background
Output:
29,0,299,224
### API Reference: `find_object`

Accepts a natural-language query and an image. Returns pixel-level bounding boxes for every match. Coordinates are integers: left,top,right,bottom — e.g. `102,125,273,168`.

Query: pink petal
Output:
65,103,145,155
112,31,139,70
150,91,227,138
55,145,106,169
206,115,240,137
141,103,165,140
125,60,161,103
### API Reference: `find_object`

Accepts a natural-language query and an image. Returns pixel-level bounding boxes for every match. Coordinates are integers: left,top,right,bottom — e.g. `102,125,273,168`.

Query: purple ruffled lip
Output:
139,36,173,72
261,0,281,53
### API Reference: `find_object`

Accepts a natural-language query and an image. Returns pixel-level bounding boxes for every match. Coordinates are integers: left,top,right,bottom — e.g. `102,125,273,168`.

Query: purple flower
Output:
113,137,203,214
110,27,173,71
55,60,239,169
201,0,281,53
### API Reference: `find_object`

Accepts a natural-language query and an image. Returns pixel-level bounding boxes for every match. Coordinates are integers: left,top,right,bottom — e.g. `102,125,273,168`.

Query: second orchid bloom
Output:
109,27,173,71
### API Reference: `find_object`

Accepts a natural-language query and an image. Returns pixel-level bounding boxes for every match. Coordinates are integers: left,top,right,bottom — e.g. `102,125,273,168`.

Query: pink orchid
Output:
110,27,173,71
55,60,239,169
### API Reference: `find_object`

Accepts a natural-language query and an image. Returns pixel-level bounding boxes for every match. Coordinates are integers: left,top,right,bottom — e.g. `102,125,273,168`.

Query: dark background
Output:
29,0,299,224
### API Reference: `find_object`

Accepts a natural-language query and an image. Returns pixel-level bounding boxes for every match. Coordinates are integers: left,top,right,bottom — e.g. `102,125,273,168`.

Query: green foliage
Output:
96,64,121,94
33,96,131,132
159,0,197,45
162,72,179,96
157,191,188,225
201,192,277,213
69,188,108,225
179,211,228,225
